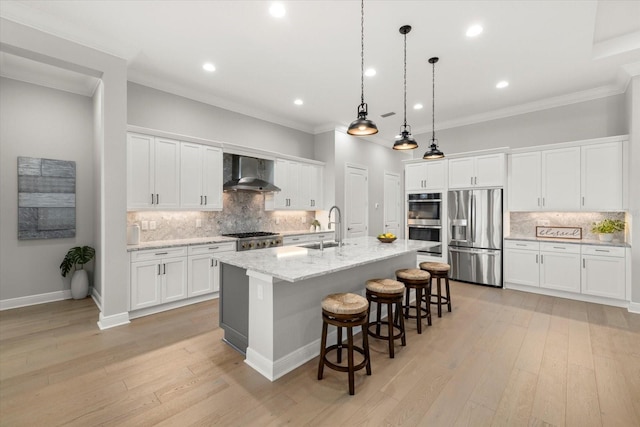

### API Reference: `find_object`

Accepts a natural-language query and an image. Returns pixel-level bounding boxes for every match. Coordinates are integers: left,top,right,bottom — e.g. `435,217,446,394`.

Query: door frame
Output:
344,162,369,238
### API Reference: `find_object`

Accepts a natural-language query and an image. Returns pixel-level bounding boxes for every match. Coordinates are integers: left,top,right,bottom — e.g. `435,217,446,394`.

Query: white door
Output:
345,164,368,238
383,171,402,237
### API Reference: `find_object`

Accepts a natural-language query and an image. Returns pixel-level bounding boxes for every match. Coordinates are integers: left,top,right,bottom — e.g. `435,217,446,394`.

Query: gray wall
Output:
414,94,627,156
128,82,315,159
0,77,95,300
627,77,640,307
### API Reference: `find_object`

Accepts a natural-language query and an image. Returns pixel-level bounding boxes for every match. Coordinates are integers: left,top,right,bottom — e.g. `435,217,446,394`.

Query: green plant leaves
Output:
60,246,95,277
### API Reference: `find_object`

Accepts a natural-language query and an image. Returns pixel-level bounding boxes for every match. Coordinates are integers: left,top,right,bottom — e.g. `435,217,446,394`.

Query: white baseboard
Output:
505,283,629,309
91,287,103,310
128,293,218,320
628,301,640,314
0,289,71,311
97,311,130,330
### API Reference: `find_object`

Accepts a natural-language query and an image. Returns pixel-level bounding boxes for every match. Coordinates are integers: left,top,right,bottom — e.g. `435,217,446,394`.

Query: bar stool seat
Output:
395,268,432,334
419,262,452,318
318,293,371,395
365,278,406,358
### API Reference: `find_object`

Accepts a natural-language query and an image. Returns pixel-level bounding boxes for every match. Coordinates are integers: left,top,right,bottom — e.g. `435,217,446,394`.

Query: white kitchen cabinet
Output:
405,161,446,191
448,154,504,189
180,142,223,210
188,241,236,297
541,147,581,210
504,240,540,287
581,142,623,210
581,245,625,300
273,159,301,209
539,243,581,293
269,159,323,211
130,246,188,310
508,152,541,211
299,163,323,209
127,133,180,210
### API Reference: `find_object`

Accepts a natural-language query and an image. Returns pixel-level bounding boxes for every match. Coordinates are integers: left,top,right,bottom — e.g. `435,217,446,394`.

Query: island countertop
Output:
213,236,433,282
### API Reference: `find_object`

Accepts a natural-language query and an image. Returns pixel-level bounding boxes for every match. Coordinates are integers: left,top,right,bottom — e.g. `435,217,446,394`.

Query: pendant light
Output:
347,0,378,136
393,25,418,150
423,57,445,159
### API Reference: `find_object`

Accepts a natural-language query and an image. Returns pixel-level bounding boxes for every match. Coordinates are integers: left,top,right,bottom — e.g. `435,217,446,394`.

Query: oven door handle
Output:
408,225,442,229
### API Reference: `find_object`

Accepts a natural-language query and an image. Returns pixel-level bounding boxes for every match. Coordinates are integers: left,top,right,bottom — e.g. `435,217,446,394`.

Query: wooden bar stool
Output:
395,269,432,334
317,293,371,395
365,278,406,358
419,262,452,318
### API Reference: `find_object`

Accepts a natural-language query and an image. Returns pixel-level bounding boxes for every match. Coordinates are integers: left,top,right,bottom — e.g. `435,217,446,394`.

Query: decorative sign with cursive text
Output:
535,226,582,240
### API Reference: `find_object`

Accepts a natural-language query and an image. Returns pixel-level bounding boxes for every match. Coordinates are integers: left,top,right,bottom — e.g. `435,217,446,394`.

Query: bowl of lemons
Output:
377,233,397,243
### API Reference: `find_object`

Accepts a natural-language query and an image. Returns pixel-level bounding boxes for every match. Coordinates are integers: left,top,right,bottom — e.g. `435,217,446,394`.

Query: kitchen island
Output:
213,236,433,381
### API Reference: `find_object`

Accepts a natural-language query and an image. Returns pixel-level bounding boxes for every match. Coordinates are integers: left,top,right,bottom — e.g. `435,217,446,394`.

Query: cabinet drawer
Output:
131,246,188,262
539,242,580,254
188,241,236,255
504,240,539,251
581,245,625,258
283,235,313,245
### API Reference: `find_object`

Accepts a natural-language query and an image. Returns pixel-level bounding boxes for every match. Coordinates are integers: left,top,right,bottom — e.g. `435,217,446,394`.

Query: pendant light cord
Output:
403,30,407,127
431,59,436,143
360,0,365,105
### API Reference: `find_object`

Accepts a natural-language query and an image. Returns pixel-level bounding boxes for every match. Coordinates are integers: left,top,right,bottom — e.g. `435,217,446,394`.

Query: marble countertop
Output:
212,236,434,282
127,236,238,251
505,235,630,248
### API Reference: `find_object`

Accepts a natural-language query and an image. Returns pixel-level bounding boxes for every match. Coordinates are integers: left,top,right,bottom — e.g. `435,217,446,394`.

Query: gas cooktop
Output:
222,232,278,238
222,231,283,251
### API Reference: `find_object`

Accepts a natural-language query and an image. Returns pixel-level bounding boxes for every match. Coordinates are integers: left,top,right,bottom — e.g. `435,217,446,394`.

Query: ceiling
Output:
1,0,640,146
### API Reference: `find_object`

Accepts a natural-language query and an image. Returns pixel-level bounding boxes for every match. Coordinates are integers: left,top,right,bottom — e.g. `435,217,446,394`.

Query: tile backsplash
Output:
128,192,315,242
509,212,627,241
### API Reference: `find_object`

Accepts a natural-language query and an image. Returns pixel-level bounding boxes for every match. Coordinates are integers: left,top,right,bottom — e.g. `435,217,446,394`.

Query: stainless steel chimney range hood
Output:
222,154,281,193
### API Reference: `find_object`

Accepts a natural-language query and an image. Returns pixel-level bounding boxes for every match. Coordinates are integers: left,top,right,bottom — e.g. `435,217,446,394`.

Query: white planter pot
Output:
71,269,89,299
598,233,613,242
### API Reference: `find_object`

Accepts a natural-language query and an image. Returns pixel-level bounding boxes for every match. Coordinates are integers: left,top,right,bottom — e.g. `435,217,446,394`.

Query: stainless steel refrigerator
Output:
448,189,503,287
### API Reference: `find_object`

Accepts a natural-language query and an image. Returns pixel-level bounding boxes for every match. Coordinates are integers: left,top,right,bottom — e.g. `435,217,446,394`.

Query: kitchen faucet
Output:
328,205,343,247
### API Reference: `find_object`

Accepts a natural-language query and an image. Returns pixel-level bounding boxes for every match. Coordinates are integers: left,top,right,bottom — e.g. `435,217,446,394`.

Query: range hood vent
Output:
223,154,280,193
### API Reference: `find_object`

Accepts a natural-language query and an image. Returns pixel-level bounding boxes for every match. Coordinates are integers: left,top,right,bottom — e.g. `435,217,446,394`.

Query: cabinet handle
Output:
208,246,219,250
540,254,544,264
470,177,473,185
582,196,585,206
158,264,161,275
215,259,218,267
536,254,538,263
163,263,166,275
200,195,203,205
552,246,565,249
151,193,155,205
595,249,609,253
542,197,545,206
156,194,160,204
155,252,168,255
474,177,478,185
292,238,300,241
583,259,585,268
516,244,527,247
205,195,207,205
537,197,540,207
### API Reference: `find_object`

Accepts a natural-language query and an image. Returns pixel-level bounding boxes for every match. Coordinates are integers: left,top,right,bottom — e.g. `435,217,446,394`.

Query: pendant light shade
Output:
423,57,444,160
347,0,378,136
393,25,418,150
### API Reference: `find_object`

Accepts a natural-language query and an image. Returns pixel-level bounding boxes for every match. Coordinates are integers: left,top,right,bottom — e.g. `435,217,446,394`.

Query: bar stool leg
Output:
375,301,382,336
317,320,328,380
404,289,410,319
386,301,395,358
446,276,452,312
337,326,343,363
397,299,406,346
347,326,355,395
363,326,372,375
435,277,443,318
415,286,423,334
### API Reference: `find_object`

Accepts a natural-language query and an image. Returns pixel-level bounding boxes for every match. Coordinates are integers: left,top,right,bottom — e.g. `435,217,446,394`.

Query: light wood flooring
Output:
1,282,639,426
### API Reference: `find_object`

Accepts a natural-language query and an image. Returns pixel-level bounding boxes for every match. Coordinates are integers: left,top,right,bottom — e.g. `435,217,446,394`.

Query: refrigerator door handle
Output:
469,194,475,244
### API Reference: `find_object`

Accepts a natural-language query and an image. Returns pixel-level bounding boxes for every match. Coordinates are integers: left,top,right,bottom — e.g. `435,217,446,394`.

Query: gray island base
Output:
213,237,433,381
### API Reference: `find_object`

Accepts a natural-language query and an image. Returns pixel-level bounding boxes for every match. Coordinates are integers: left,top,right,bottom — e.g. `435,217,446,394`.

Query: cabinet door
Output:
154,138,181,208
188,255,216,297
312,165,323,209
180,142,204,209
581,255,625,299
405,163,426,191
539,251,581,293
202,146,223,210
541,147,580,210
127,133,154,209
162,257,187,303
131,260,161,310
504,249,539,287
425,161,446,189
273,159,289,209
448,158,475,189
475,154,504,187
287,161,301,209
508,152,541,211
581,142,622,210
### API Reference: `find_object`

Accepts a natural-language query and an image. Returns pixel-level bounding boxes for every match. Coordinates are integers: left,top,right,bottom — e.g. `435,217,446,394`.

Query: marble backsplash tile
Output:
509,211,627,241
128,192,316,242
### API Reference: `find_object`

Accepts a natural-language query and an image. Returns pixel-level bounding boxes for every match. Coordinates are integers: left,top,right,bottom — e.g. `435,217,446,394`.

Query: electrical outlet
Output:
275,218,280,225
538,219,550,226
141,221,149,230
149,221,157,230
301,216,306,224
196,219,202,228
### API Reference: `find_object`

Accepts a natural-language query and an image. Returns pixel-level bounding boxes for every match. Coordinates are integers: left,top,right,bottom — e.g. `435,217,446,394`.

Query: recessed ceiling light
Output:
202,63,216,72
294,99,303,105
466,24,483,38
496,80,509,89
365,68,376,77
413,103,423,110
269,2,286,18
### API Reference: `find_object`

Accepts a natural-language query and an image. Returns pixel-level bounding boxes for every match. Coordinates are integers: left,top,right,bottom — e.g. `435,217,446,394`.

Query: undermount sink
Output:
301,241,344,250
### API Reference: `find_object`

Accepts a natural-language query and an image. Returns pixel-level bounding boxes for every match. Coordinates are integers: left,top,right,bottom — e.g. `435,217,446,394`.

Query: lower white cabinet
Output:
505,240,627,303
130,247,188,310
581,245,626,300
187,241,236,297
283,232,334,246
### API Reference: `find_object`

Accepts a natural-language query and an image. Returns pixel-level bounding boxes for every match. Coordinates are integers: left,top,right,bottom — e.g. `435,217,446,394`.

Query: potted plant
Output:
591,219,625,242
60,246,95,299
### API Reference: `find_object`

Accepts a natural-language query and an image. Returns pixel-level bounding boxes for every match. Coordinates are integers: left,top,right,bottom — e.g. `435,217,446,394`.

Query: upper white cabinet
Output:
581,142,623,210
274,159,300,209
509,139,624,212
268,158,323,211
180,142,223,210
448,154,504,189
300,163,323,209
405,161,446,191
127,133,180,210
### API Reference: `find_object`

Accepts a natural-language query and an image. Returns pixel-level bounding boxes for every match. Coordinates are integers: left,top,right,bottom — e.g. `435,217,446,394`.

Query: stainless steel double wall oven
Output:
407,192,442,257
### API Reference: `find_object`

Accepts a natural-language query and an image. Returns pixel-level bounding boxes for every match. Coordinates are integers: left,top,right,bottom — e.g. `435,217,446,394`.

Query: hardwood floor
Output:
1,282,639,426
